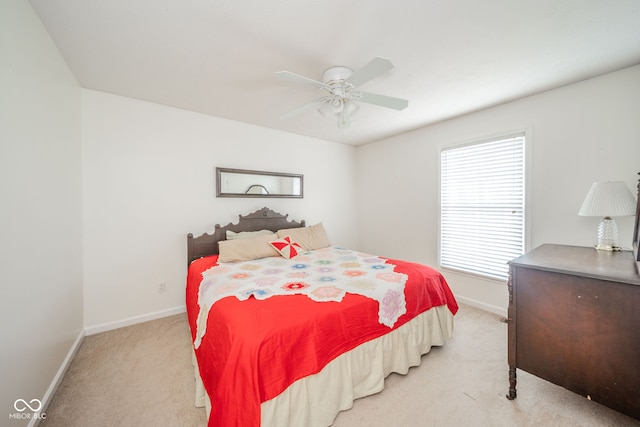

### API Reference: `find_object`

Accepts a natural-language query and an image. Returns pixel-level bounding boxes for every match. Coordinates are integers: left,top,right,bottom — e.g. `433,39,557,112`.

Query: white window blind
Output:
440,135,525,281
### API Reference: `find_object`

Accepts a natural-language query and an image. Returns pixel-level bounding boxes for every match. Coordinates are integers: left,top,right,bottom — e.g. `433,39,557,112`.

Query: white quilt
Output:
194,247,408,348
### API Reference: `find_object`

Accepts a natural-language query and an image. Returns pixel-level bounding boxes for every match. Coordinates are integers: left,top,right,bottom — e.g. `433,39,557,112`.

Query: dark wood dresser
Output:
506,244,640,420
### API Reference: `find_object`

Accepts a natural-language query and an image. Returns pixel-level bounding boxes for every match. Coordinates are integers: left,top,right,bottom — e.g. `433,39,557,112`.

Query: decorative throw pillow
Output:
276,222,331,251
269,236,304,259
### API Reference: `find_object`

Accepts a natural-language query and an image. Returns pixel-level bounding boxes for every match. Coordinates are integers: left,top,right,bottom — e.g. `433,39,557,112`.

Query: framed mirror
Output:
216,167,303,198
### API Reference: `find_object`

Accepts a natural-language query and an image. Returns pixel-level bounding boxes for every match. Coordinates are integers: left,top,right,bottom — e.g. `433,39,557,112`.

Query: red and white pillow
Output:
269,236,304,259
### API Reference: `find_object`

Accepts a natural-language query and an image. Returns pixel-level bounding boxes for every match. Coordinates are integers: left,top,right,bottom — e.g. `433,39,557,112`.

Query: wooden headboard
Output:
187,207,306,265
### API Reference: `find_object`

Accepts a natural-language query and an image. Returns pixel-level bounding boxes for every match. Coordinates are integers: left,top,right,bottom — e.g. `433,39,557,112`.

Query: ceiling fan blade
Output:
276,71,326,88
345,57,394,87
355,91,408,110
280,97,328,120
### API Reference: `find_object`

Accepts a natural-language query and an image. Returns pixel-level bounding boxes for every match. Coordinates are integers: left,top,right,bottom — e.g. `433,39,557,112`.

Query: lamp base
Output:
596,217,620,250
594,244,623,252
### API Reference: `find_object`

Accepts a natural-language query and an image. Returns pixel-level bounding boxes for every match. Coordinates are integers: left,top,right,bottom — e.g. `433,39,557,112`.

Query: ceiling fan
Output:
276,57,409,128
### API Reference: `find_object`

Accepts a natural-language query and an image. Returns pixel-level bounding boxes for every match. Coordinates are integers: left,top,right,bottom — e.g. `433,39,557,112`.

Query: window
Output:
440,134,525,281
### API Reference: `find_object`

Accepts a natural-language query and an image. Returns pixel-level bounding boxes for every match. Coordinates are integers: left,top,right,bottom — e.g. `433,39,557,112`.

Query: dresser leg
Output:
506,365,517,400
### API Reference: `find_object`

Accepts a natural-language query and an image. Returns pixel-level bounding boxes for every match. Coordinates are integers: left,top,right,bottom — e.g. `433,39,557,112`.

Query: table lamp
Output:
578,181,637,251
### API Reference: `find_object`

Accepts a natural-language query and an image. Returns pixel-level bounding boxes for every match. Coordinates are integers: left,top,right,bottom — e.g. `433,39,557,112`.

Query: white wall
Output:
356,65,640,315
82,90,358,329
0,0,83,422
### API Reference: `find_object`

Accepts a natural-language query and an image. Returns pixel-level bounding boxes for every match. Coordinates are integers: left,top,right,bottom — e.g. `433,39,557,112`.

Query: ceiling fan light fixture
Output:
338,100,359,128
318,98,359,128
343,99,359,118
317,99,339,119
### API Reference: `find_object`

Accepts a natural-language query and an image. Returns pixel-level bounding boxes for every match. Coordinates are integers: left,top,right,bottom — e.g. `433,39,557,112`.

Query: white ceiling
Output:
30,0,640,146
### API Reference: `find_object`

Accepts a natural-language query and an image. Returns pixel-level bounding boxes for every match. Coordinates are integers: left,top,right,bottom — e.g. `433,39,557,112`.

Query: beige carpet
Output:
40,304,639,427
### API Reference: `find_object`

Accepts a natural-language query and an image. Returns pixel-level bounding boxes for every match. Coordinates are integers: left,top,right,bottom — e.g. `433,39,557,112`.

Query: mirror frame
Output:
216,167,304,198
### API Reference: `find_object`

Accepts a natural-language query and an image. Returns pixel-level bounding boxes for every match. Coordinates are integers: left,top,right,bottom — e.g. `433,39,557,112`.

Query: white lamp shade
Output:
578,181,637,217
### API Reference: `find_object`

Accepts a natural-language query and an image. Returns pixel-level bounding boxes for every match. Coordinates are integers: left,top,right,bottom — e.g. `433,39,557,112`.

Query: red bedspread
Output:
186,254,458,427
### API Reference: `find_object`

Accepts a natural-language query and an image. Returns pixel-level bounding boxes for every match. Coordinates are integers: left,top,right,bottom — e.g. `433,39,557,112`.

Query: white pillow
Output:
218,234,279,262
226,229,275,240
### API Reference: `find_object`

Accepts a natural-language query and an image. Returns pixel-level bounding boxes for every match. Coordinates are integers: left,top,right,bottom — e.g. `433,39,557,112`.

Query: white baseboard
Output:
455,295,507,318
84,305,186,336
35,329,85,427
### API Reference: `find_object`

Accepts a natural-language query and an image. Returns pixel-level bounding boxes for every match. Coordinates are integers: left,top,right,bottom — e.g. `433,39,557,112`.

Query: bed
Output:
186,207,458,427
